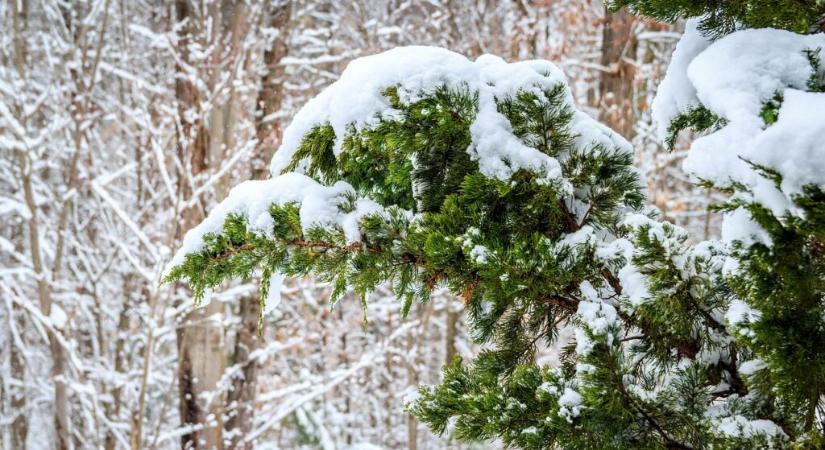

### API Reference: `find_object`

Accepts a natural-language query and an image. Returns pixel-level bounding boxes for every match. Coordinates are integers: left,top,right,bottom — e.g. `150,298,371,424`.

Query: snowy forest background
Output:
0,1,719,449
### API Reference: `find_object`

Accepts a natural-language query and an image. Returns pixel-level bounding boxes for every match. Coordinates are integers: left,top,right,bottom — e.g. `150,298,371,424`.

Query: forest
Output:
3,1,824,449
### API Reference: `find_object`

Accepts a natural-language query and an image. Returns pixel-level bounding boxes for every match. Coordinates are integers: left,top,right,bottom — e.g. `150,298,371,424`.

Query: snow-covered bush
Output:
167,5,825,448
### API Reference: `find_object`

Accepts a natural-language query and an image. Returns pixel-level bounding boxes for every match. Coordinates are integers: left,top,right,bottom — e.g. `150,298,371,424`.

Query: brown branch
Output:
541,294,579,313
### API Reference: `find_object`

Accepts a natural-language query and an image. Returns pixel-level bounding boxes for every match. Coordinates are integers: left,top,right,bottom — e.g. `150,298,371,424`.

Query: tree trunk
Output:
178,300,226,450
445,307,459,364
21,151,70,450
9,311,28,449
225,4,291,447
598,6,638,139
225,296,262,450
407,330,418,450
174,1,225,448
9,4,30,445
12,2,71,447
106,282,131,450
250,1,292,179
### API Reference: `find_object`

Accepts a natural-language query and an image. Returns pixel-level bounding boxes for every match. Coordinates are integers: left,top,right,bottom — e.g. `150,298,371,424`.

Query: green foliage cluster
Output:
609,0,825,37
719,183,825,442
663,106,724,151
166,81,646,330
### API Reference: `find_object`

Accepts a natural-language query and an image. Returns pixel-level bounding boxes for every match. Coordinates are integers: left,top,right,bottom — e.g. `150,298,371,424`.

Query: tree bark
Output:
19,148,71,449
9,311,28,449
407,330,418,450
223,3,291,449
106,281,131,450
250,1,292,180
174,1,225,448
445,307,459,365
598,6,638,139
178,300,226,450
225,296,262,450
10,3,30,447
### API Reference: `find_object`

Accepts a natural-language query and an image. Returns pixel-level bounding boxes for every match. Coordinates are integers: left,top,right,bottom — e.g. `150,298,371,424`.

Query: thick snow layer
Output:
747,90,825,199
688,30,822,125
169,173,383,269
618,263,651,306
739,359,767,376
557,387,584,423
726,299,762,325
576,282,618,336
651,19,711,140
269,46,629,183
716,415,787,440
721,209,772,247
654,28,825,223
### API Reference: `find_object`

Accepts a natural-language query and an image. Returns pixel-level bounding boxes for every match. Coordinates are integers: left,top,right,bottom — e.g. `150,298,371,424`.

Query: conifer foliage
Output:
167,3,825,446
612,0,825,37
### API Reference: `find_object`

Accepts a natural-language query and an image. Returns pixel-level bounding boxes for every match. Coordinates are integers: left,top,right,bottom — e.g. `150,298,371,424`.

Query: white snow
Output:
557,387,583,423
269,46,626,184
651,19,711,140
574,327,593,355
617,264,651,306
595,233,652,306
558,225,595,248
739,359,767,376
0,196,32,219
697,348,722,366
264,272,285,315
169,173,384,270
468,245,489,264
538,381,559,395
688,30,822,126
746,90,825,200
575,294,617,336
726,299,762,327
716,415,787,440
721,209,772,247
654,27,825,222
50,304,68,329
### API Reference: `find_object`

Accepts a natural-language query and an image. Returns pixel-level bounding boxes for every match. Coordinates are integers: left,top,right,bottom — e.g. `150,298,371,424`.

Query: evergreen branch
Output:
604,346,693,450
